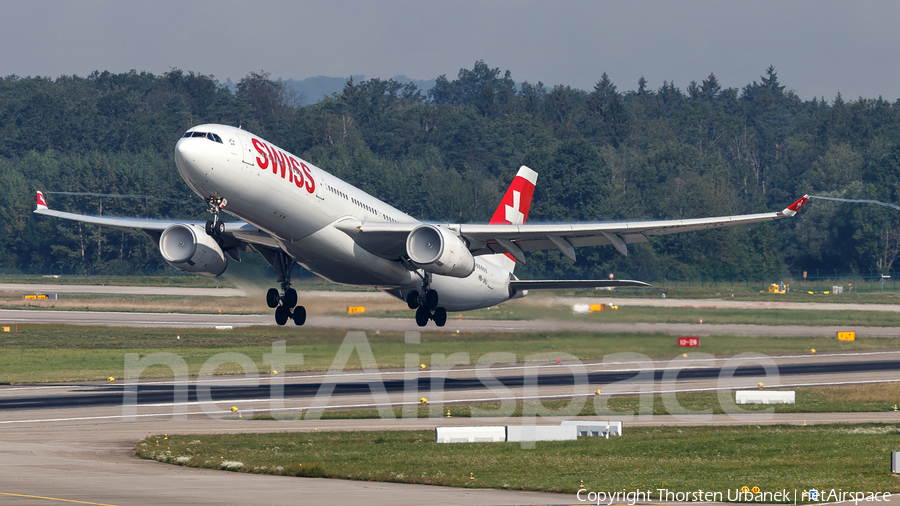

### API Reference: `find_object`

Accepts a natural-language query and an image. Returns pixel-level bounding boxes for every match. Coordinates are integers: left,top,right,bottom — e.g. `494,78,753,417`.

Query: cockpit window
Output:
183,131,223,143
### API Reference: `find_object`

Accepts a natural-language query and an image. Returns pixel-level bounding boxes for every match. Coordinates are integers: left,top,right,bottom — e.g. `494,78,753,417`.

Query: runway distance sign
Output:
678,337,700,347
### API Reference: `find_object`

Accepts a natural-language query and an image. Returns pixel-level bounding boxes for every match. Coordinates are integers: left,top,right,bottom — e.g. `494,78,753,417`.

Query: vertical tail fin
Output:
484,166,538,272
36,191,48,210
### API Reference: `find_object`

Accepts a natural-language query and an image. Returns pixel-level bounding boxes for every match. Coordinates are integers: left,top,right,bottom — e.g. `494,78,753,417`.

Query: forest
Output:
1,62,899,282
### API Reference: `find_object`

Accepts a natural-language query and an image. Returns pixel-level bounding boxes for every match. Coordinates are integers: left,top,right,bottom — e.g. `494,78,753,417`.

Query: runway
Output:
548,295,900,313
2,349,900,505
3,307,900,337
0,283,398,300
0,282,248,297
8,282,900,311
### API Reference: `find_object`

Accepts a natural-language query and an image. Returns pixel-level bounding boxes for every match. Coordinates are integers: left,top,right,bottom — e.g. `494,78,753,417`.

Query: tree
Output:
699,73,721,101
582,73,630,146
236,71,298,139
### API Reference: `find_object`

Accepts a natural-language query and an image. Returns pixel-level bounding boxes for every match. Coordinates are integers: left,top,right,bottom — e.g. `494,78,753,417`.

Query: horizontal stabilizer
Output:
509,279,650,290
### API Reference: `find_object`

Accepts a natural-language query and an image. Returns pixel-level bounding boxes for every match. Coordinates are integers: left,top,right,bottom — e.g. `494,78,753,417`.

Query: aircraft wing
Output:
340,195,810,263
509,279,650,290
33,193,281,249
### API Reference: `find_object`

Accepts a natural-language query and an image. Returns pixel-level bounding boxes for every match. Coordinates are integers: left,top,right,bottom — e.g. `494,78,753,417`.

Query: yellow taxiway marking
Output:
0,492,117,505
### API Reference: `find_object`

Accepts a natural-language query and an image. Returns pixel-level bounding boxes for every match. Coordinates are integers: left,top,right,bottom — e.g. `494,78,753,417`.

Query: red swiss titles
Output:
252,138,316,194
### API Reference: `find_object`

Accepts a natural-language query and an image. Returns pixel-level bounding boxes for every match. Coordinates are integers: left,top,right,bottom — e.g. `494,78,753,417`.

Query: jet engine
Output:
159,224,228,276
406,224,475,278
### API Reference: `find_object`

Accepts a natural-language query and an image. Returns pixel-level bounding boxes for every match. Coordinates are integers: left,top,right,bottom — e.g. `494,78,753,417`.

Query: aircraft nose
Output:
174,137,210,186
174,137,199,167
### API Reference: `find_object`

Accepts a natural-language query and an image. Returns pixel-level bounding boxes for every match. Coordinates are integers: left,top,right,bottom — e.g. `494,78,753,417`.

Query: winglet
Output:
780,194,809,217
36,191,48,210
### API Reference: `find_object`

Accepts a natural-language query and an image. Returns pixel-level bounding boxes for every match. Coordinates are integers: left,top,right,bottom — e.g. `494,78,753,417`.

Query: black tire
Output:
205,220,214,236
216,221,225,235
266,288,280,308
424,290,439,311
275,305,289,326
415,307,430,327
433,307,447,327
406,291,419,309
284,288,298,308
292,306,306,326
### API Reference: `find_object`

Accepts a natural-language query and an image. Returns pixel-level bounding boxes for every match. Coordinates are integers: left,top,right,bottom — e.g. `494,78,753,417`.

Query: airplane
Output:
34,124,809,327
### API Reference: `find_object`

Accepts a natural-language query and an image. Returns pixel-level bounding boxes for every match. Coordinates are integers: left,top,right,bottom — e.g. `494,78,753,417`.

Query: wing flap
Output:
471,233,649,256
333,218,413,259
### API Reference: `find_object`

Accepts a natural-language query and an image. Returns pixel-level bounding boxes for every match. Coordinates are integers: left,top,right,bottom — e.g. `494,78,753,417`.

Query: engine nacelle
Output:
406,224,475,278
159,224,228,277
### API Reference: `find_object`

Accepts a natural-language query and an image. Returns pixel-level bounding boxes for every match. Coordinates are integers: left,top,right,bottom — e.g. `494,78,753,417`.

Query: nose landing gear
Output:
204,196,227,236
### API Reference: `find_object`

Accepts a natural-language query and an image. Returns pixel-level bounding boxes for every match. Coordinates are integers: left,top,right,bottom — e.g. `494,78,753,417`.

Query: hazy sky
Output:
3,0,899,101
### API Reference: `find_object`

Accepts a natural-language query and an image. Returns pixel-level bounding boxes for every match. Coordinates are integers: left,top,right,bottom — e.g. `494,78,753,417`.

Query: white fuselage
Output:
173,124,516,311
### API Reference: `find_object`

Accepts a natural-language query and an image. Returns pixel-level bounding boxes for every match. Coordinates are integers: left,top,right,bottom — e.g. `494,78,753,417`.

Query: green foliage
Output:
2,63,900,277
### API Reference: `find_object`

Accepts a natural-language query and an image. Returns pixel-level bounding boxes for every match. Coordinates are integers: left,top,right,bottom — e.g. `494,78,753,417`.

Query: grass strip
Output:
136,423,900,497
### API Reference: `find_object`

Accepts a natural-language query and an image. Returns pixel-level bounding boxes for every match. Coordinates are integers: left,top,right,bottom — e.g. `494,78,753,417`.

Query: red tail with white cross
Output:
485,166,537,272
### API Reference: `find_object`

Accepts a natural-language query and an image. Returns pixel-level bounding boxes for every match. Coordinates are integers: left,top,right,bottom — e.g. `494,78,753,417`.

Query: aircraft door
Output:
237,134,255,165
315,174,325,200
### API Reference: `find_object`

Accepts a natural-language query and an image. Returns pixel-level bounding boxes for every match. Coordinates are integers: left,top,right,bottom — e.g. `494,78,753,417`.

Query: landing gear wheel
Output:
433,307,447,327
275,305,290,326
266,288,280,308
424,290,439,311
415,307,430,327
284,288,298,309
292,306,306,326
406,291,420,310
205,197,227,235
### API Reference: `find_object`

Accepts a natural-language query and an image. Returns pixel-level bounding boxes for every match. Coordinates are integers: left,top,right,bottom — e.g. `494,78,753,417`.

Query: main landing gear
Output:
406,272,447,327
266,251,306,326
204,196,227,236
